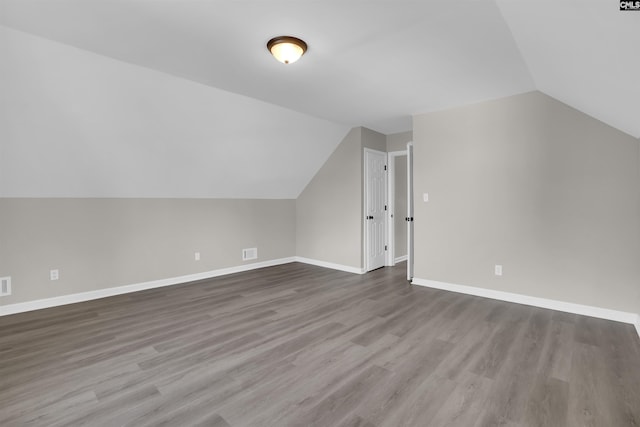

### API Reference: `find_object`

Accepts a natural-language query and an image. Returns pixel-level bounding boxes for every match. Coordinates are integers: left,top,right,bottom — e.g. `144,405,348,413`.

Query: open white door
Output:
407,142,414,281
365,148,387,272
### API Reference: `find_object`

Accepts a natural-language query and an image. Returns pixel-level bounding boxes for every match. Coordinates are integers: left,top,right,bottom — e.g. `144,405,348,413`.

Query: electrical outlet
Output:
242,248,258,261
194,252,200,261
494,265,503,276
50,269,59,281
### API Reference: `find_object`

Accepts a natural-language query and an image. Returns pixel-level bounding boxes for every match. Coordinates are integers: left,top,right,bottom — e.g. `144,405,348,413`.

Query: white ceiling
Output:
0,0,539,135
1,0,638,198
497,0,640,139
0,26,349,198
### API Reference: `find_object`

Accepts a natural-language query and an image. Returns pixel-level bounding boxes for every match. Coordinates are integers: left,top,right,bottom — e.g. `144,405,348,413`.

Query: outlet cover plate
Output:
242,248,258,261
494,265,503,276
0,276,11,296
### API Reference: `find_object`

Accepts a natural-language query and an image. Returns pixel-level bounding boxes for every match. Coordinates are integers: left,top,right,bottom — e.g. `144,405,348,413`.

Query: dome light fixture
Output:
267,36,307,64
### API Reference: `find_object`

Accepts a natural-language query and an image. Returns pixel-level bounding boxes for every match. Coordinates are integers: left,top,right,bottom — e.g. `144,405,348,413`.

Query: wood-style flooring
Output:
1,262,639,426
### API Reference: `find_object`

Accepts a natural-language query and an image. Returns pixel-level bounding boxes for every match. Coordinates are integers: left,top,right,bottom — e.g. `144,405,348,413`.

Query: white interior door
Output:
365,149,387,271
407,143,414,281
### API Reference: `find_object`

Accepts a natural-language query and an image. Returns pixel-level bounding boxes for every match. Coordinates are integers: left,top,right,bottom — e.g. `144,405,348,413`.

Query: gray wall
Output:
296,126,387,270
362,127,387,152
394,155,408,258
387,131,413,152
296,128,363,268
0,198,295,305
413,91,640,313
2,124,387,306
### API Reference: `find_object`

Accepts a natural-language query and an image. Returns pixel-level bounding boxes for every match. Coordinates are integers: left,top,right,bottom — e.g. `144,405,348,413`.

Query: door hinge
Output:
384,165,387,171
385,245,388,251
384,205,387,211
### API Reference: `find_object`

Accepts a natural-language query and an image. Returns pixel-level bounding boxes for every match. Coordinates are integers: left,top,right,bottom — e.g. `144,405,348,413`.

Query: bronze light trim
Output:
267,36,308,64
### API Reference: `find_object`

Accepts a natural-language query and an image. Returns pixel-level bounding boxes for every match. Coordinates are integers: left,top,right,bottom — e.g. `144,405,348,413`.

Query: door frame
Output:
407,142,414,281
386,150,408,267
363,147,388,272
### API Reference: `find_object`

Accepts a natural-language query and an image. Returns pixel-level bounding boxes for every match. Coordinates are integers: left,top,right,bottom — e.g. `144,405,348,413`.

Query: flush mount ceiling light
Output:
267,36,307,64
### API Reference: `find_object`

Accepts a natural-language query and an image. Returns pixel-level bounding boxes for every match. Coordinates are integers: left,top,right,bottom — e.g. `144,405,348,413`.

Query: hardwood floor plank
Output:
429,371,494,427
337,414,377,427
470,304,531,380
477,309,550,426
377,375,458,427
1,262,638,426
523,377,569,427
283,364,392,427
435,319,497,382
219,335,399,427
353,338,455,425
54,385,161,427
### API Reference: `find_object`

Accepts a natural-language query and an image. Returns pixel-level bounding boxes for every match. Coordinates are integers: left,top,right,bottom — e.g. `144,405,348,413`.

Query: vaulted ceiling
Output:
1,1,638,198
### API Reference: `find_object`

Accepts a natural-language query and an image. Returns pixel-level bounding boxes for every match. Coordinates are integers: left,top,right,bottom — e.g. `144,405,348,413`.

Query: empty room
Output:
1,1,639,426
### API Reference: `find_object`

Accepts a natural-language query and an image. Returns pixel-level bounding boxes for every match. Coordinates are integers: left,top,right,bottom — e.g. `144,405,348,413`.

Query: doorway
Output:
386,150,408,267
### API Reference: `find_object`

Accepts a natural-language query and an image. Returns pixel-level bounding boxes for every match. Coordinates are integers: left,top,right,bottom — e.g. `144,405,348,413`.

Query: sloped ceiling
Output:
497,0,640,139
1,1,638,198
0,26,349,198
0,0,537,134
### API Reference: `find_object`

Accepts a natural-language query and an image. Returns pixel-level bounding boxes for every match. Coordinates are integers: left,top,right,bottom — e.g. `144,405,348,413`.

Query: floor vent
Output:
0,277,11,297
242,248,258,261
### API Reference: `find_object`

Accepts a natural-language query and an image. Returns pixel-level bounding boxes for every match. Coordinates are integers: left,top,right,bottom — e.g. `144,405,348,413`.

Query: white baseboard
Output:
294,257,365,275
8,261,635,341
412,278,639,330
394,255,408,263
0,256,365,317
0,257,296,317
